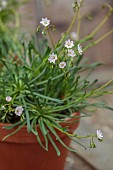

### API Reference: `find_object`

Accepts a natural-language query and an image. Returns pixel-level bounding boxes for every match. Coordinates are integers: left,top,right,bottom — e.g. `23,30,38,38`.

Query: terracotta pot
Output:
0,112,80,170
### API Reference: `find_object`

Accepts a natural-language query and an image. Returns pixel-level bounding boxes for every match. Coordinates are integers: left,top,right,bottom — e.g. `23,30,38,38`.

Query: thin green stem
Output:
76,13,81,39
48,121,97,139
47,29,55,49
58,10,79,45
79,4,113,44
94,78,113,93
83,28,113,51
67,11,78,35
0,19,9,33
57,48,65,59
76,134,96,139
89,4,113,38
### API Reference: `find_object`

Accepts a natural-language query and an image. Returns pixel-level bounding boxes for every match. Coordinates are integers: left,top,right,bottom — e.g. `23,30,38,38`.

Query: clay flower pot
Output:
0,112,80,170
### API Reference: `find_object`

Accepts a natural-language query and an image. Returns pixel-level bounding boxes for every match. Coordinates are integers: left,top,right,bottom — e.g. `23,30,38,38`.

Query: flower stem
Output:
47,29,55,49
75,134,96,139
94,78,113,93
76,13,81,39
90,10,112,38
49,121,97,139
67,12,78,35
83,28,113,51
79,4,113,44
58,10,79,45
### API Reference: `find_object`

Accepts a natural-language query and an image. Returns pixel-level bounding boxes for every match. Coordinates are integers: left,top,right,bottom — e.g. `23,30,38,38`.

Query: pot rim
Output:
0,112,80,129
0,112,80,143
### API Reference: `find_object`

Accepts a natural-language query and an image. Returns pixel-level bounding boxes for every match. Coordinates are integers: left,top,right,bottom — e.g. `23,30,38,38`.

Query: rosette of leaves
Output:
0,34,113,154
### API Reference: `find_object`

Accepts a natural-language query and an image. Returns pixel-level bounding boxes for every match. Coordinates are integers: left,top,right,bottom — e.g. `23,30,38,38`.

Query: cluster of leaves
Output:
0,38,106,120
0,34,112,154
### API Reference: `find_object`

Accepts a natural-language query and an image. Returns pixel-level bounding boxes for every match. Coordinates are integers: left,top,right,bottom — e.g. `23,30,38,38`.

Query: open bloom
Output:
65,39,74,48
68,49,76,57
59,61,66,68
40,18,50,27
96,130,103,140
6,96,12,102
70,32,78,41
15,106,24,116
1,0,7,7
2,106,5,109
77,0,82,7
78,44,83,55
48,53,58,64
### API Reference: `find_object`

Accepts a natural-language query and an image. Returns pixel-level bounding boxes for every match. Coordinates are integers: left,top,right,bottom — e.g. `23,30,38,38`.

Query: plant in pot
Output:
0,1,113,170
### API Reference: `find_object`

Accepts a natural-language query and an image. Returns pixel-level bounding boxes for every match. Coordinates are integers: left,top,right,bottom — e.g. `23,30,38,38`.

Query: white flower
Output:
96,130,103,140
6,96,12,102
65,39,74,49
48,53,58,64
1,105,5,109
68,49,76,57
15,106,24,116
1,0,7,7
77,0,81,7
59,61,66,69
77,44,83,55
40,18,50,27
70,32,78,41
72,0,82,10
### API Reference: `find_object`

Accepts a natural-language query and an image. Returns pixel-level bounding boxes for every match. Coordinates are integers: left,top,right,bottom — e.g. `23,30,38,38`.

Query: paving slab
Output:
64,152,97,170
71,93,113,170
